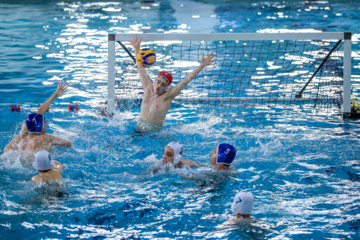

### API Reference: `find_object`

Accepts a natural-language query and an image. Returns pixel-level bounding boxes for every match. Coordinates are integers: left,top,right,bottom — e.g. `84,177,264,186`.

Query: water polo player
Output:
128,34,217,133
210,143,236,171
4,81,71,160
31,150,64,183
162,142,199,168
231,191,254,219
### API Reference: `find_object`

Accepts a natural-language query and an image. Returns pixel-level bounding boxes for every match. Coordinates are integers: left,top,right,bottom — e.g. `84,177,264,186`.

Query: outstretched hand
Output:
200,52,217,67
54,80,68,98
128,34,142,51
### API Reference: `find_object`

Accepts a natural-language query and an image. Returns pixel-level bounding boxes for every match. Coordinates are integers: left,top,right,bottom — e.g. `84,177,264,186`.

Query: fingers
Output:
201,52,217,65
63,81,68,90
208,52,216,59
208,53,217,64
57,80,68,90
128,34,142,47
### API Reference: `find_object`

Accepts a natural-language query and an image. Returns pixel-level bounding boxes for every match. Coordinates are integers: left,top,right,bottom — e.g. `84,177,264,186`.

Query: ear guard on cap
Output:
165,85,172,92
217,153,227,162
231,202,236,214
35,122,43,132
173,154,182,165
166,142,183,165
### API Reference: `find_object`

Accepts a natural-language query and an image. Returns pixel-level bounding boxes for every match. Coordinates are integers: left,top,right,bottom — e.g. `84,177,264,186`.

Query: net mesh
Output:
114,38,344,108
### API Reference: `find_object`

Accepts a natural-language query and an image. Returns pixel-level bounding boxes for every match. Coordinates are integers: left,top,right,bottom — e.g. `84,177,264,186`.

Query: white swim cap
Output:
231,191,254,215
166,142,183,164
33,150,54,171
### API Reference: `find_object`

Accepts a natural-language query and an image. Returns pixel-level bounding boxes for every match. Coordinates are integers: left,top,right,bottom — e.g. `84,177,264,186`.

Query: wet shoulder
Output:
31,175,41,182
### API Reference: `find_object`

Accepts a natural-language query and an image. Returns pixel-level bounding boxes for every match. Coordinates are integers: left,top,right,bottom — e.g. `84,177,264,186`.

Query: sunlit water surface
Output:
1,1,360,239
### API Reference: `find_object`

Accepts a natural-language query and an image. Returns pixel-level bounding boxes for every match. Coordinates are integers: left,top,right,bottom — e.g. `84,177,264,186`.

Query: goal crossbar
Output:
110,32,348,41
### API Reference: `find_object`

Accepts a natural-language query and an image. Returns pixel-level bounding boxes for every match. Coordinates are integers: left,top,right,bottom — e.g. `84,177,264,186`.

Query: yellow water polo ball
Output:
136,48,156,68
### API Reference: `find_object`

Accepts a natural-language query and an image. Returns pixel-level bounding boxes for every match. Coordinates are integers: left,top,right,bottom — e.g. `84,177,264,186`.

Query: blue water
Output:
1,0,360,239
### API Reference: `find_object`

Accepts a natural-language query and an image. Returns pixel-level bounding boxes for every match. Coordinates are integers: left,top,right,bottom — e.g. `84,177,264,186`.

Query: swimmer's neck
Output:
236,213,251,218
35,170,62,182
38,169,52,175
28,133,44,137
215,164,230,171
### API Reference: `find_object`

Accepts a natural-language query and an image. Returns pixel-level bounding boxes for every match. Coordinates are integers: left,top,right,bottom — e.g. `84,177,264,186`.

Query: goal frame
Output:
107,32,352,116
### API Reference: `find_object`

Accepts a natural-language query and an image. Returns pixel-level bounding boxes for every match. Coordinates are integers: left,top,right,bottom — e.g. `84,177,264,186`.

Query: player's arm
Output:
128,35,153,91
47,135,72,148
176,159,200,168
53,160,64,174
3,123,28,152
37,80,68,115
165,53,216,100
31,175,41,182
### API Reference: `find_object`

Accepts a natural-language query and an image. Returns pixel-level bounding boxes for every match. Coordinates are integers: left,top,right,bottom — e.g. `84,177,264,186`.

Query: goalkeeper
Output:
128,34,216,133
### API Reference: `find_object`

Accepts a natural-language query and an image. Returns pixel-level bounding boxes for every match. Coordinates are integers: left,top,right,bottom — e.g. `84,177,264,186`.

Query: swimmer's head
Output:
33,150,54,171
26,113,45,134
154,71,173,96
163,142,183,165
231,191,254,216
158,71,173,85
210,143,236,166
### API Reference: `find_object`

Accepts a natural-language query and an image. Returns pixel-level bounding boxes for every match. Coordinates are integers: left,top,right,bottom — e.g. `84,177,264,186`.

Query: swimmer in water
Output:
212,191,259,233
212,191,270,237
31,150,63,183
231,191,254,219
210,143,236,171
162,142,199,168
162,142,236,170
128,35,217,133
3,81,71,160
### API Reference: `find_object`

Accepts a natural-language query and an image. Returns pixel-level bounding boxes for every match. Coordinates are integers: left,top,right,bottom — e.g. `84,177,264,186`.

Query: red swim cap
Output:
158,71,173,85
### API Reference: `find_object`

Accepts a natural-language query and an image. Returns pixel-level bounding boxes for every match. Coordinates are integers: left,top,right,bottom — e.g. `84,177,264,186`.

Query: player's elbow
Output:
56,139,71,147
65,140,72,147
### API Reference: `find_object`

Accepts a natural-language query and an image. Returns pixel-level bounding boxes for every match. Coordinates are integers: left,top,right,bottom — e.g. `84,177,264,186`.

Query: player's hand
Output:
54,80,68,98
128,34,142,51
200,52,217,67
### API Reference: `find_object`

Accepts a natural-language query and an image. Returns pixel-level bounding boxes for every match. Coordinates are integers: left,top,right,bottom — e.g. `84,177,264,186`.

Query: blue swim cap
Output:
26,113,44,134
217,143,236,165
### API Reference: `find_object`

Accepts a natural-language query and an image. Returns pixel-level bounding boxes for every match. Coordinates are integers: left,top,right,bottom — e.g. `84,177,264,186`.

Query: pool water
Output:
1,0,360,239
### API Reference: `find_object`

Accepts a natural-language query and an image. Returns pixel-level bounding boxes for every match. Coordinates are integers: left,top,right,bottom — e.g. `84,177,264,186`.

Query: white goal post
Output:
107,32,352,116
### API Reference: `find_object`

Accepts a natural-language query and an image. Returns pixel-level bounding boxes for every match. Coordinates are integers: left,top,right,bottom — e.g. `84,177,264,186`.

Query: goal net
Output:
107,33,352,115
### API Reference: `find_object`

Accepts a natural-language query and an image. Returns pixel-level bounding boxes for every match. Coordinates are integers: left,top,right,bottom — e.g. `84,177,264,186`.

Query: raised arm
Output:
165,53,216,100
128,35,153,91
37,80,68,115
3,81,68,153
